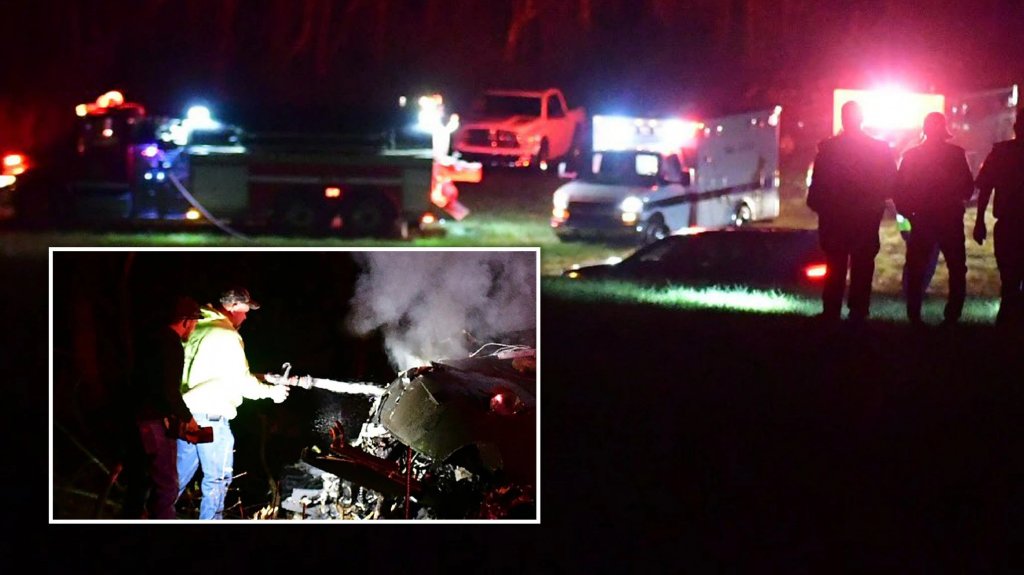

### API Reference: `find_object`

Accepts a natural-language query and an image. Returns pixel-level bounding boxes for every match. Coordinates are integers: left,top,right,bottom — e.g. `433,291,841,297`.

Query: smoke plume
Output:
346,251,536,371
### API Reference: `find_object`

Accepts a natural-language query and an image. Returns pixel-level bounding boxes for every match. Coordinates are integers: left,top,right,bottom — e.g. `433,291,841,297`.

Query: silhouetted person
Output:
895,211,940,302
119,296,203,519
973,111,1024,328
807,100,896,323
894,112,974,327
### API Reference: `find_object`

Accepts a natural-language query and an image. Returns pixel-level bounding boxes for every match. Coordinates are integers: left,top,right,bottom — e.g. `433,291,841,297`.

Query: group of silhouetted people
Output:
807,101,1024,330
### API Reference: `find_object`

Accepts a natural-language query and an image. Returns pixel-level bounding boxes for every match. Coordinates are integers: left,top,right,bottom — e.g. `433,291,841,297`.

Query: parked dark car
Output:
563,227,829,294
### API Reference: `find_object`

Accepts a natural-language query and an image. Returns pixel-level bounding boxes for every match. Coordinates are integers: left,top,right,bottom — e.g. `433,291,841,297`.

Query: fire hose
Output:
263,362,385,397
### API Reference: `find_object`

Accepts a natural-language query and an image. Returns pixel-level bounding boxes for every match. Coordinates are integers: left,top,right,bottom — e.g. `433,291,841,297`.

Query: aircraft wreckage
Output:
265,342,537,520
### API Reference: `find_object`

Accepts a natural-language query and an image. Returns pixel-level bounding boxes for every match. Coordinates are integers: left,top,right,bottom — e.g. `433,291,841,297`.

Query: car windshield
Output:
481,95,542,117
578,151,659,186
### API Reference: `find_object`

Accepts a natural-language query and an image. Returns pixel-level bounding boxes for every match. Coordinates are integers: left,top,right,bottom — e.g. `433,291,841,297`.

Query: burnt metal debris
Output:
274,344,537,520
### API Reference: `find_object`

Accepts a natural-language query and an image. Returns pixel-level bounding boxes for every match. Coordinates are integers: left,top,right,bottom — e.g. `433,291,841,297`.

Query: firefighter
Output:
119,296,203,519
973,111,1024,328
807,100,897,323
893,112,975,327
176,287,290,520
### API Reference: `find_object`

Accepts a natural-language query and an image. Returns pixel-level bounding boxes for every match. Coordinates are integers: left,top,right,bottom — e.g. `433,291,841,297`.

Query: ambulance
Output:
551,107,782,244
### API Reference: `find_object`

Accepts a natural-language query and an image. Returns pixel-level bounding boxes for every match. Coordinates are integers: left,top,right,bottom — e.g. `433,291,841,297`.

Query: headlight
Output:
620,195,644,213
553,189,569,211
0,175,15,189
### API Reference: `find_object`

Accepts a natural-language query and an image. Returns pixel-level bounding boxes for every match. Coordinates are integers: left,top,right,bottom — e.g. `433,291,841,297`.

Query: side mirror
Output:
660,171,691,186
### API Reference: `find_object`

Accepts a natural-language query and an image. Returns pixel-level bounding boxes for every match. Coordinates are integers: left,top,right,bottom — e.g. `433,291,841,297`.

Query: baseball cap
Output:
171,296,204,321
219,286,260,310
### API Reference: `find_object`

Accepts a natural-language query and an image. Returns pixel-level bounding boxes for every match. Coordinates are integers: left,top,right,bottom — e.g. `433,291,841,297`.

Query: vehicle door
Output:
654,154,692,233
545,93,571,158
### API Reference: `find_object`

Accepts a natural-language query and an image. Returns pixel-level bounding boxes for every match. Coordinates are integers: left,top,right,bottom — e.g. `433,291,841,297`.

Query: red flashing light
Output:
96,90,125,108
324,186,342,198
804,263,828,280
431,180,458,208
76,90,145,117
2,153,27,176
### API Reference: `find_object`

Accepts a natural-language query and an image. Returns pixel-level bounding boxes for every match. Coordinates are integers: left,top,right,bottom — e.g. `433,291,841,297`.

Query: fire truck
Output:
38,90,478,237
551,107,783,244
809,84,1019,186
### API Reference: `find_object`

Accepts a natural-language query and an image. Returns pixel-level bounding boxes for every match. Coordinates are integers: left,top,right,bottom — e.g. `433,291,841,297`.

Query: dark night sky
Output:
3,0,1023,153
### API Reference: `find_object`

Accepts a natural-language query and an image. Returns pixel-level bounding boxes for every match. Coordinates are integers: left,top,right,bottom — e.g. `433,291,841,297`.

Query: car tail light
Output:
804,263,828,280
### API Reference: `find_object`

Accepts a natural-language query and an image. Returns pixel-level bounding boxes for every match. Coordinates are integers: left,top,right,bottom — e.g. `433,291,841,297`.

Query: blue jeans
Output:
176,414,234,520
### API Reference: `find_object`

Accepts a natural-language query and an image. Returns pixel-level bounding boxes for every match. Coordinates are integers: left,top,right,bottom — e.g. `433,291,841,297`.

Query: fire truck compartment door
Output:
190,161,249,214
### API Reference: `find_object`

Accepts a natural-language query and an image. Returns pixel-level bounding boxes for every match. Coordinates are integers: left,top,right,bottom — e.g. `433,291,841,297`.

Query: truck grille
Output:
567,201,621,226
464,129,519,148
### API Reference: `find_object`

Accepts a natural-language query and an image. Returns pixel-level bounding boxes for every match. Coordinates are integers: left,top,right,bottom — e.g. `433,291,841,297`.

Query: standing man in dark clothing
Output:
119,296,204,519
807,100,897,323
894,112,975,327
973,111,1024,328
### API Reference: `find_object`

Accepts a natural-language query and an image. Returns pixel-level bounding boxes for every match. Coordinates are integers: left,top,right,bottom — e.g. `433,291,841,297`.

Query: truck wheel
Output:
642,215,670,245
274,194,326,236
342,193,397,238
534,140,550,172
733,203,753,227
555,229,581,243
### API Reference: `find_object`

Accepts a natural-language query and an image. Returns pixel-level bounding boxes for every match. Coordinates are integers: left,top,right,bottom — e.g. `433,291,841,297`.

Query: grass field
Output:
5,186,1002,301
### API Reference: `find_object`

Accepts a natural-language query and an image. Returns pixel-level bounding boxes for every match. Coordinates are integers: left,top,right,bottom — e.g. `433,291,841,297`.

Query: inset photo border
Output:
49,247,539,524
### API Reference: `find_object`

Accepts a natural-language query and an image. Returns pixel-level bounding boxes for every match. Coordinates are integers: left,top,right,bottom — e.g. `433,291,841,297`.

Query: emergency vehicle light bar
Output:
592,115,701,153
75,90,145,117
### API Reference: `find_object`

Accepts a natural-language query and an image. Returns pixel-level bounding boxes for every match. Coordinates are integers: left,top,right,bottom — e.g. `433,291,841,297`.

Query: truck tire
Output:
642,214,670,245
534,139,550,172
554,229,581,243
342,193,397,238
274,193,328,236
733,203,753,227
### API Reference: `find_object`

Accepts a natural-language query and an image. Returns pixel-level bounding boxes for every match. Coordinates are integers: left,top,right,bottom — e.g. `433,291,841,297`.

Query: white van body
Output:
551,107,782,243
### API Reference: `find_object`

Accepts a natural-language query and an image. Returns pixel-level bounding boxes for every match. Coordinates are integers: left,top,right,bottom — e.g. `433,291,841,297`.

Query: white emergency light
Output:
184,105,221,131
593,115,700,153
415,95,444,134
